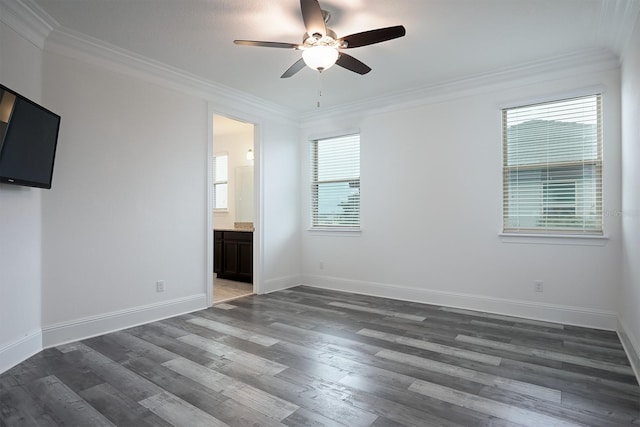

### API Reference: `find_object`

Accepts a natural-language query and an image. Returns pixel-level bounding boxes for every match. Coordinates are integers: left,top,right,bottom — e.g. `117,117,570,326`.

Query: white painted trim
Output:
262,275,301,294
253,123,264,296
307,228,362,236
499,233,610,246
307,128,361,143
4,0,635,125
599,0,640,59
0,0,53,49
0,329,42,374
617,317,640,384
208,110,263,298
206,106,215,307
299,48,620,126
41,294,207,348
43,28,297,124
497,85,608,110
300,275,618,331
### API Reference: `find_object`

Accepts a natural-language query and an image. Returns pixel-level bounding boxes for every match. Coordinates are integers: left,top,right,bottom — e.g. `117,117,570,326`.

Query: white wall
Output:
300,67,622,330
37,43,302,345
260,120,301,292
2,0,629,375
619,17,640,377
0,20,44,372
40,52,210,344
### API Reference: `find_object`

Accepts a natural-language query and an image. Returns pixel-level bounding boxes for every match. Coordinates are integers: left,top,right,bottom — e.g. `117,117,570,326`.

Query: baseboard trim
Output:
42,294,208,348
617,318,640,384
300,275,618,331
0,329,42,374
261,275,301,294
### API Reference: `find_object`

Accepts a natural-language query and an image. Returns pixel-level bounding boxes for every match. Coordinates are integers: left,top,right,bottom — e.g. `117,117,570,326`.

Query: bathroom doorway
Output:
211,114,255,303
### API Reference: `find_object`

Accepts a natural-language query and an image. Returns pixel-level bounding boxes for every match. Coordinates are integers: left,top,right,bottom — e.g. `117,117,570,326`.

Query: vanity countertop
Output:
214,228,254,233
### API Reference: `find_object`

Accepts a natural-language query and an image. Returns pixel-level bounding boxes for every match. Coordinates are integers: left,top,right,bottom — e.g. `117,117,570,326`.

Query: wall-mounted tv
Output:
0,83,61,189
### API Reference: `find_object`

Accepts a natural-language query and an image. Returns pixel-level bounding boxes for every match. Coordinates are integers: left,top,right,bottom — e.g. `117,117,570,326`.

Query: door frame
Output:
207,107,262,306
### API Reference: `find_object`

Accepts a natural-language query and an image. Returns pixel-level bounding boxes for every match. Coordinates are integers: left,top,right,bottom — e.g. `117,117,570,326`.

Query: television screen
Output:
0,84,61,189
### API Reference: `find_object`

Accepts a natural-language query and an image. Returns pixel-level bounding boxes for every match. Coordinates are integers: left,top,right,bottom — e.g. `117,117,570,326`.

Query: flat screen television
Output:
0,83,61,189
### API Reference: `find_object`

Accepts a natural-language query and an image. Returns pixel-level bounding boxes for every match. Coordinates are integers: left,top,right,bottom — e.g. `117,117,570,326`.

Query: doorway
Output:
211,114,256,303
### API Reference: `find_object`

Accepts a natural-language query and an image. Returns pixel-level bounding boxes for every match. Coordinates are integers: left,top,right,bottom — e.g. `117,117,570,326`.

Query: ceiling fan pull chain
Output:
317,71,323,108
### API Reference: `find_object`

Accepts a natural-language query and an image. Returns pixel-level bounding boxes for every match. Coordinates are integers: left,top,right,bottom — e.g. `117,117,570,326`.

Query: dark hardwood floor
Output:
1,285,638,426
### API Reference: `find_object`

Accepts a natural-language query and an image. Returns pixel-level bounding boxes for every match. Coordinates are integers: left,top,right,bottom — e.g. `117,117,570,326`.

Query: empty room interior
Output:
1,0,640,425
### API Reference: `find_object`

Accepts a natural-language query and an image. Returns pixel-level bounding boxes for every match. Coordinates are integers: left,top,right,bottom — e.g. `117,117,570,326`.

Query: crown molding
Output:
598,0,640,59
2,0,296,124
0,0,55,49
4,0,634,126
44,28,297,124
298,48,620,126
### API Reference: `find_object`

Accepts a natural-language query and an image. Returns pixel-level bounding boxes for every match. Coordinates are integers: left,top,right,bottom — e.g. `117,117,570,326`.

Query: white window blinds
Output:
502,94,602,234
213,154,228,210
311,134,360,228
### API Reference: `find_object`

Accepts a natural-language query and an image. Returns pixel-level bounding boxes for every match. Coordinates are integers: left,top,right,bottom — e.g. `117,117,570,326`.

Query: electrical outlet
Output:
534,280,543,293
156,280,165,292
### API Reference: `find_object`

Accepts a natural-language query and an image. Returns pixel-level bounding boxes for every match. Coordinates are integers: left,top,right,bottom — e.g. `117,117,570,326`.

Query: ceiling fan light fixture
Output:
302,45,339,71
234,0,406,78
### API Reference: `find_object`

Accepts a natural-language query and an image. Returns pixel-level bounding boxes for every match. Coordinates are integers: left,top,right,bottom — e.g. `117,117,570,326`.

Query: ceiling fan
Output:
234,0,406,78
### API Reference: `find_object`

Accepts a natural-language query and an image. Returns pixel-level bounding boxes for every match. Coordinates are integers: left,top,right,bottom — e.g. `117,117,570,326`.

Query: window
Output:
502,94,602,234
542,179,576,222
213,153,228,210
311,134,360,228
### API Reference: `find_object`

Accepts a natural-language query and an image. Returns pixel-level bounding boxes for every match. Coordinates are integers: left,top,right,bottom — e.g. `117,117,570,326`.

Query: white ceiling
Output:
27,0,638,115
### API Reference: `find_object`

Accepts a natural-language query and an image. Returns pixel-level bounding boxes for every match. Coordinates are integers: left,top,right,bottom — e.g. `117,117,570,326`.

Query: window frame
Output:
310,133,361,231
212,152,229,211
501,94,603,236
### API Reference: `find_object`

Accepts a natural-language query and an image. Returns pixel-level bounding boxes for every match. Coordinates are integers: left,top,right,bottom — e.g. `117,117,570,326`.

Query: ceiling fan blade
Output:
336,53,371,75
300,0,326,37
234,40,300,49
281,58,307,78
340,25,406,48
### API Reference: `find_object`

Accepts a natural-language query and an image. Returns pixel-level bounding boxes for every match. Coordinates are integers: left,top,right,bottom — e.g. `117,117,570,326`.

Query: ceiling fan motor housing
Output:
302,29,342,49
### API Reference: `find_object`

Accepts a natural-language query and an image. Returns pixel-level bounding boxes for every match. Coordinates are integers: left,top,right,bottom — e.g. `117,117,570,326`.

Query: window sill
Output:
213,209,228,214
308,227,361,236
499,232,609,246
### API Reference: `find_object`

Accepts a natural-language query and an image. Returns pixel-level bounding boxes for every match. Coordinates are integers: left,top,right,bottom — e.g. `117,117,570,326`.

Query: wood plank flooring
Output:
1,285,638,426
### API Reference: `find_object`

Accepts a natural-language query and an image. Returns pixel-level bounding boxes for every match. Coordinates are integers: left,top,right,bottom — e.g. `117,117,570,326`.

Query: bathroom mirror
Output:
235,165,254,223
